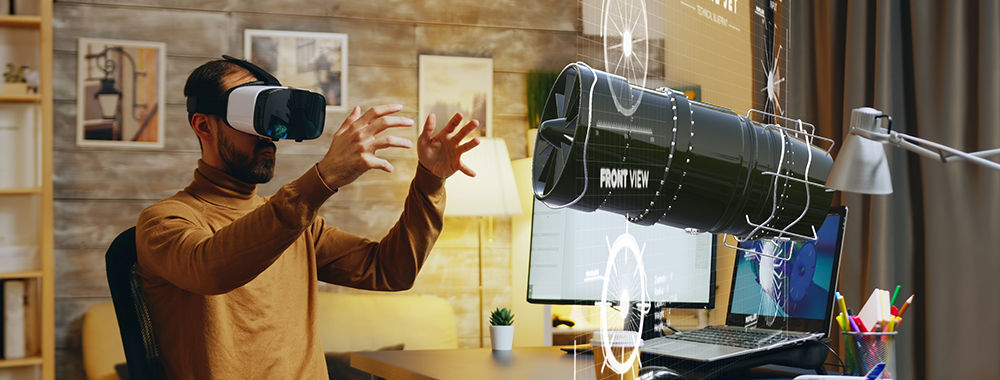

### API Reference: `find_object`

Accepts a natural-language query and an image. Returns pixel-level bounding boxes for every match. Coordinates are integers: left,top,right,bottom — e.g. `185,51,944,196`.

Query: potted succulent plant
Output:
489,307,515,351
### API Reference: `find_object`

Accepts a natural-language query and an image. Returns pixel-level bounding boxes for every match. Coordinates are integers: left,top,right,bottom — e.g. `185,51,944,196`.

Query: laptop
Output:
642,206,848,362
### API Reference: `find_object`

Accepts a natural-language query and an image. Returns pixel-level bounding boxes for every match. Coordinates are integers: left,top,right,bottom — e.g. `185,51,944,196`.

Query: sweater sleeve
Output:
136,167,336,295
314,164,446,290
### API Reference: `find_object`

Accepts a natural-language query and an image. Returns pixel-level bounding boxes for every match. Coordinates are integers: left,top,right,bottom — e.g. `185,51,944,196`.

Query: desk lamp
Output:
444,137,522,347
827,107,1000,194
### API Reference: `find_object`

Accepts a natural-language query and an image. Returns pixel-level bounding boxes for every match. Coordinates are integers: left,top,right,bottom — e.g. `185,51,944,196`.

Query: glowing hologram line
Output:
598,225,649,375
602,0,649,116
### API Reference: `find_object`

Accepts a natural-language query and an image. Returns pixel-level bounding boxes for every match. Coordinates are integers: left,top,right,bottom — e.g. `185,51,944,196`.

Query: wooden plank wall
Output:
51,1,577,378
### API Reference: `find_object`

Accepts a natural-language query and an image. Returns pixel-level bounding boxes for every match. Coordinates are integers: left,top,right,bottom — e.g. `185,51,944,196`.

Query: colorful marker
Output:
891,285,901,306
853,316,868,332
836,292,851,332
849,315,863,332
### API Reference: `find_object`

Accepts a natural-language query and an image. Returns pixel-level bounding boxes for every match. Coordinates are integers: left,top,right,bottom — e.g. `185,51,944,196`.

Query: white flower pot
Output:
490,325,514,350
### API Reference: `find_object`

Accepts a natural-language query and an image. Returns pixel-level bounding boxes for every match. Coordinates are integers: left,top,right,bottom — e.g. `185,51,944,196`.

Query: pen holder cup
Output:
843,331,897,378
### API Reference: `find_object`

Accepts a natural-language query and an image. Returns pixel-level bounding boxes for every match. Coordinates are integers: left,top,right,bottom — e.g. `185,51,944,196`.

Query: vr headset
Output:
186,55,326,142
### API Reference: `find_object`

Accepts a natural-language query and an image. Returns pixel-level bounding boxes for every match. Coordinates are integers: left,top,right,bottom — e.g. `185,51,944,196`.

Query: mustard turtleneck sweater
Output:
135,160,445,379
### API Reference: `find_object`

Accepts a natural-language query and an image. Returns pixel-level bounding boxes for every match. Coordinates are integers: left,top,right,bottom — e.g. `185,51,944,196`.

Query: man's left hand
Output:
417,113,481,179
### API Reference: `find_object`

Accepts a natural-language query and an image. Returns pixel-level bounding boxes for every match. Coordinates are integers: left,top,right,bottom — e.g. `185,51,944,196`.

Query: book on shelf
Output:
2,279,25,359
23,279,37,356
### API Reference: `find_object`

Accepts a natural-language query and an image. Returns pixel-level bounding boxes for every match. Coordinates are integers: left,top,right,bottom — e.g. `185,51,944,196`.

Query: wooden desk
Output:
351,346,596,380
350,346,817,380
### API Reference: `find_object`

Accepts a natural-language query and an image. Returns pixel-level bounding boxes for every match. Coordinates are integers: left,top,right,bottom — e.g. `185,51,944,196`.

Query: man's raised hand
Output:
317,104,414,190
417,113,481,179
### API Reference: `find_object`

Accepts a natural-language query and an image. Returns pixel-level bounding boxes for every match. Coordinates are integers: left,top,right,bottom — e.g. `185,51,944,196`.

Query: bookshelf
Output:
0,0,53,379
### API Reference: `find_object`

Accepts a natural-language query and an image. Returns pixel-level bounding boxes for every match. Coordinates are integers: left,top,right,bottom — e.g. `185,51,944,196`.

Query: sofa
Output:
82,292,458,380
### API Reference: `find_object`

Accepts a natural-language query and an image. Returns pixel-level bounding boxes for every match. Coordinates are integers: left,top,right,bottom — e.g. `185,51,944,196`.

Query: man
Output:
135,58,480,378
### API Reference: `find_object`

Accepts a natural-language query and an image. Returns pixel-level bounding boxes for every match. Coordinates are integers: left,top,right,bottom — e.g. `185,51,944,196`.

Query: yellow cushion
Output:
82,294,457,379
82,302,125,380
315,292,458,352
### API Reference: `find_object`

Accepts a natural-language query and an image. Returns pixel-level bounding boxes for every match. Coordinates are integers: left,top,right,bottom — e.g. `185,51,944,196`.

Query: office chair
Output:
105,227,162,380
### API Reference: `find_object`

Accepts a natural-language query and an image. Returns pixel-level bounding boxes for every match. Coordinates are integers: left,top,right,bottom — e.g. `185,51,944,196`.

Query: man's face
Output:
213,71,276,184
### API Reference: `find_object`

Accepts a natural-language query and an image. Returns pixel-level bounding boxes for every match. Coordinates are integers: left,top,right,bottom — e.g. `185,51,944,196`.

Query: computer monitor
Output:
527,198,717,308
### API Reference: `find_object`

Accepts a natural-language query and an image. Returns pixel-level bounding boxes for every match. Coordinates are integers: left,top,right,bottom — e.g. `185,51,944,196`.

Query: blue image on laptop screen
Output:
729,212,842,321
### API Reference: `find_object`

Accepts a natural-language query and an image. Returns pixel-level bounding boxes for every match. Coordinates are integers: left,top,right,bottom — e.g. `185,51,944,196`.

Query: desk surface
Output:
351,346,594,380
351,346,816,380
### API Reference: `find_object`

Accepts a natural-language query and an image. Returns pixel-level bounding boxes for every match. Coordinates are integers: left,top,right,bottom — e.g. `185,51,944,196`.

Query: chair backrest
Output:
105,227,161,380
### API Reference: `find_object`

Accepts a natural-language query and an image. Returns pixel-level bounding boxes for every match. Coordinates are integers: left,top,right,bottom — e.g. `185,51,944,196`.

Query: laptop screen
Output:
725,206,847,335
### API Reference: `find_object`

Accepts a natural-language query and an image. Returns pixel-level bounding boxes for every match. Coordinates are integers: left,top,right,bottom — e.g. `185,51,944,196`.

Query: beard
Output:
217,131,276,184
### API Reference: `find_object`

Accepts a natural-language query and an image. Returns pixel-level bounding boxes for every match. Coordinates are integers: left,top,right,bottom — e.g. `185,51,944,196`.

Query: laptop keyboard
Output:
656,326,802,349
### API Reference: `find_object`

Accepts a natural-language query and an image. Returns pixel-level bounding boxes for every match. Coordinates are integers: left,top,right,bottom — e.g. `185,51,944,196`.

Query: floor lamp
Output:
444,138,522,347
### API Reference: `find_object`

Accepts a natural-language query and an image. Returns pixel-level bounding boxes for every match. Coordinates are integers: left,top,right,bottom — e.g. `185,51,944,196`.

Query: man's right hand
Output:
317,104,414,190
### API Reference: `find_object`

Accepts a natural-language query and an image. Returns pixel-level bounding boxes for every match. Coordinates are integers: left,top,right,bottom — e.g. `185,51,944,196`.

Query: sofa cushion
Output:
84,294,457,380
82,302,127,380
315,292,457,351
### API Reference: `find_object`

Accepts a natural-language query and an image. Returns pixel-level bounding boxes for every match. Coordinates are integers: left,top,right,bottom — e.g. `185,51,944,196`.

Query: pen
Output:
886,315,896,332
891,285,901,306
866,363,886,380
897,295,914,318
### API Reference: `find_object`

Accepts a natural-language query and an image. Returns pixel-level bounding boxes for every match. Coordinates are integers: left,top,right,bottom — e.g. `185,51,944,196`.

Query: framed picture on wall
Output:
418,55,492,137
76,38,166,149
244,29,348,111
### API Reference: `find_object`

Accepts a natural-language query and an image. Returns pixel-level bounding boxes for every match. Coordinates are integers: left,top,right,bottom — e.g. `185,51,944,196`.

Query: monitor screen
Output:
527,198,716,307
726,207,846,333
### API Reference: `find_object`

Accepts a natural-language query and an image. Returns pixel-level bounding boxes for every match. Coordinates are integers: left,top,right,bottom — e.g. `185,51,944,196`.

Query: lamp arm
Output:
853,128,1000,172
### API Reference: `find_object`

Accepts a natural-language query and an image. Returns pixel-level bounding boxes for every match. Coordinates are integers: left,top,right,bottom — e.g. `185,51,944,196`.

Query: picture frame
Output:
418,55,493,137
244,29,349,111
76,38,166,149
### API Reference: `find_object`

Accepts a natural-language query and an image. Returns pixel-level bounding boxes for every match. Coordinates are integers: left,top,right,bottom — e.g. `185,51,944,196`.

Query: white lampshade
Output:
826,107,893,194
444,138,523,217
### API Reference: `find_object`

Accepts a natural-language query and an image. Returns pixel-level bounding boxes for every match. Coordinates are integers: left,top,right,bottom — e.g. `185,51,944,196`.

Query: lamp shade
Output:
444,138,523,217
826,108,893,194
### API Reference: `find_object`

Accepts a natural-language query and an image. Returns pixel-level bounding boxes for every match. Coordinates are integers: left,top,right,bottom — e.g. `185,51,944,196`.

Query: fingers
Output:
356,104,404,128
370,115,415,135
372,135,413,151
450,119,480,141
458,161,476,177
421,113,437,139
363,154,395,173
437,113,464,137
338,106,362,132
456,138,480,154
